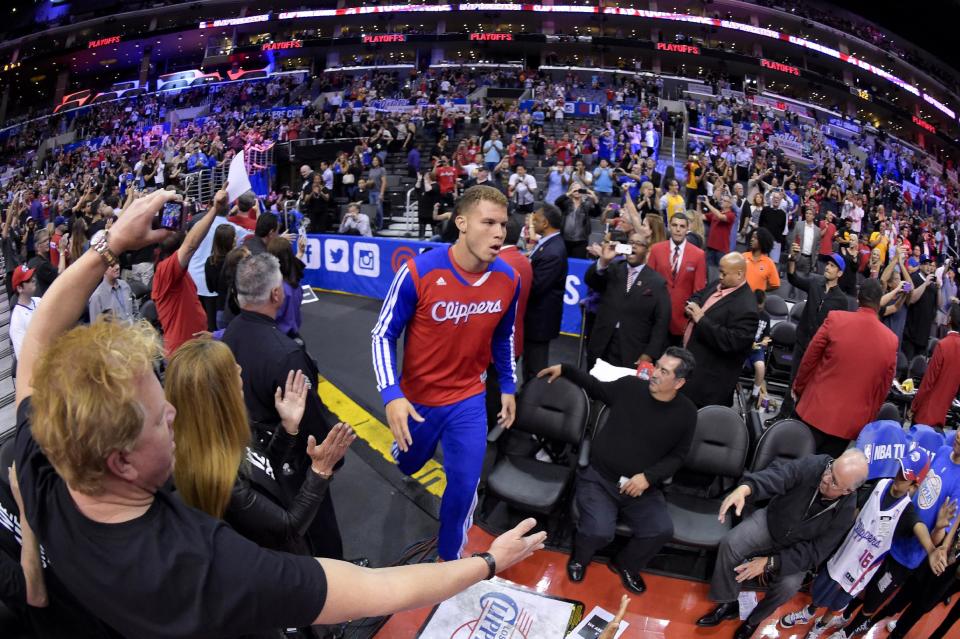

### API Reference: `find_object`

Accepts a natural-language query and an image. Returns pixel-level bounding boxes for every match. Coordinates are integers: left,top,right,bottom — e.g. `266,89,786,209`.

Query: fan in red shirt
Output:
435,160,458,198
153,185,229,357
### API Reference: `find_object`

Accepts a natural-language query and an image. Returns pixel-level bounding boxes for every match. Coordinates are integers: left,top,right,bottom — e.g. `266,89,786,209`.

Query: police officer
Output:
222,251,344,559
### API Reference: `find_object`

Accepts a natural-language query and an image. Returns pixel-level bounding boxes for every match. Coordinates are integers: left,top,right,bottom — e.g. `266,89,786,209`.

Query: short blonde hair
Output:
31,319,162,495
456,184,508,217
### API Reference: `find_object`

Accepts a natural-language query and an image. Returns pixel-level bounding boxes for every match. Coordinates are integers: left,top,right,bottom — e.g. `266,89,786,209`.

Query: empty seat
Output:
750,419,815,472
766,321,797,382
665,405,749,549
484,376,590,516
764,294,789,321
908,355,928,386
788,300,805,323
927,337,940,357
896,351,908,381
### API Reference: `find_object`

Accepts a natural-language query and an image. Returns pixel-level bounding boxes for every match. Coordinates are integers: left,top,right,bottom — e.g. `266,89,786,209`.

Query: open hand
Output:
598,595,630,639
385,397,424,453
307,423,357,476
936,496,957,531
275,370,309,435
486,518,547,574
498,393,516,429
718,485,751,523
537,365,562,383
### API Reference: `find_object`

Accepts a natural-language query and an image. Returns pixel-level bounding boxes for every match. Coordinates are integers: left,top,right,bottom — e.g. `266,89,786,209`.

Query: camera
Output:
577,188,589,194
609,230,629,243
158,201,183,230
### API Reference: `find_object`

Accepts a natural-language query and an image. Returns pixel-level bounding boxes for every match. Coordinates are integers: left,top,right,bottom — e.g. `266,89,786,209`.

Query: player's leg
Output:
436,393,488,561
392,403,443,477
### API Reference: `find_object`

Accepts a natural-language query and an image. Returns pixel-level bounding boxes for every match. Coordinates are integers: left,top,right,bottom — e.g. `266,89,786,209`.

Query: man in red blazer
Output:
647,213,707,344
911,304,960,427
793,279,898,457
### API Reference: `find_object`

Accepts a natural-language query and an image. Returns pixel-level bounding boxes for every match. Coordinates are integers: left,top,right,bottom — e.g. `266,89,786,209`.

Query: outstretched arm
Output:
16,190,177,406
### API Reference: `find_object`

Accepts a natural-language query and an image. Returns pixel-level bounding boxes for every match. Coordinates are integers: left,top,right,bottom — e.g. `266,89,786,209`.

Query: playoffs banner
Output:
301,234,592,335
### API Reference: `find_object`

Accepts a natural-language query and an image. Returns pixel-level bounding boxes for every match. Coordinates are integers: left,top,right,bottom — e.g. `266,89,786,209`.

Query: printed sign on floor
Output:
416,579,583,639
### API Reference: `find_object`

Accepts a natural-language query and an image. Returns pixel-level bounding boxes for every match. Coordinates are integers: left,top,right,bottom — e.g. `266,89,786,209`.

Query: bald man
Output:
698,449,869,639
680,252,759,407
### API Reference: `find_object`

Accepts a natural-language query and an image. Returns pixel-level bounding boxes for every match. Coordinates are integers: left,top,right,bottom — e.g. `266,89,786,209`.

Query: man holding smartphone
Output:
903,256,940,360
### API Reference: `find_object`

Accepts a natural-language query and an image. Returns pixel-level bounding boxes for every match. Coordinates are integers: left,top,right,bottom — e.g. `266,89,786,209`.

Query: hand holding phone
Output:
159,201,183,230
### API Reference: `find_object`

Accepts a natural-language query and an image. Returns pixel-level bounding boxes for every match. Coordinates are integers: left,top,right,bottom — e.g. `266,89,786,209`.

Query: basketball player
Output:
372,185,521,561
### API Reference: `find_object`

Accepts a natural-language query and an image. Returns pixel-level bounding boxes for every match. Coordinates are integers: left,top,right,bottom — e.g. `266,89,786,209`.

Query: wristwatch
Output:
91,230,119,268
472,552,496,580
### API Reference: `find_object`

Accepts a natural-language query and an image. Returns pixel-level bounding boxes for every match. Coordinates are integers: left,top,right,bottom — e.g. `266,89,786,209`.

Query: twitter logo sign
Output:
324,239,350,273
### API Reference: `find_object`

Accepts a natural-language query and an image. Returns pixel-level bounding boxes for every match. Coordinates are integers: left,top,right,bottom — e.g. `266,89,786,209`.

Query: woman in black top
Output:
204,224,235,331
166,339,356,556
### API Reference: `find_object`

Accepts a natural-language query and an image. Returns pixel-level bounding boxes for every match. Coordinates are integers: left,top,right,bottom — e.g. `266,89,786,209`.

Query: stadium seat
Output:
927,336,940,357
764,294,789,322
896,351,909,381
139,300,161,332
483,376,590,517
765,321,796,383
908,354,928,386
876,402,901,423
749,419,815,472
570,406,634,537
788,300,805,323
664,406,749,549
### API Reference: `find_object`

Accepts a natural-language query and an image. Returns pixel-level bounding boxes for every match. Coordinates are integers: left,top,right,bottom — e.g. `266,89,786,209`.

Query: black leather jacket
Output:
224,429,331,555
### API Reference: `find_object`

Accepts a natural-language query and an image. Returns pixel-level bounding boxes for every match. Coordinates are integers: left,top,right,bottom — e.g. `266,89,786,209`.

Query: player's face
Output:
460,200,508,264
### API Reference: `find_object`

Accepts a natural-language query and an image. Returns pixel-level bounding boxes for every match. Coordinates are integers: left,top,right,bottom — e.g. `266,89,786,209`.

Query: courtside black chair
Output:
927,337,940,357
908,355,928,387
766,321,797,383
896,351,908,381
483,376,590,520
749,419,815,472
570,406,633,537
788,300,805,323
664,406,749,549
764,294,789,322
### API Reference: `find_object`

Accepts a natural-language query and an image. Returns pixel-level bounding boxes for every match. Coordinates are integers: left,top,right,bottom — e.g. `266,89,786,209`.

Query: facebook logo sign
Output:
303,238,322,270
324,239,349,273
353,242,380,278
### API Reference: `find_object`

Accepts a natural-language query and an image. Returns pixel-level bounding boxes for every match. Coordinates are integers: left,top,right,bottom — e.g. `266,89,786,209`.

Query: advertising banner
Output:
301,234,591,335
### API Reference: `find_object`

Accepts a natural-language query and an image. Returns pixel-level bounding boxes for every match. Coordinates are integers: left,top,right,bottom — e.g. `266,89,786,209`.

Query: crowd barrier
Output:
301,234,592,335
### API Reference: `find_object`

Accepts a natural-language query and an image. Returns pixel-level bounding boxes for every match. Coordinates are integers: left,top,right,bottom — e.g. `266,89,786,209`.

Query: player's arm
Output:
491,280,521,428
371,263,423,451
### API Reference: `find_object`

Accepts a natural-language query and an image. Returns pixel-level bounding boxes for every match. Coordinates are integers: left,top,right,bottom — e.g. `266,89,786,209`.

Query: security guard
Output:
222,251,343,559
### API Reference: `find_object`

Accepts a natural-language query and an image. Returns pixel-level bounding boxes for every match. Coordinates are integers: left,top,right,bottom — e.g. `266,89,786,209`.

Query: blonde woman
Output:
686,209,706,249
166,338,355,555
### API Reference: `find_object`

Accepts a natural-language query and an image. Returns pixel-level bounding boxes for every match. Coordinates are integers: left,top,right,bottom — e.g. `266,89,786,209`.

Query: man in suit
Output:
647,213,707,346
523,202,568,382
911,304,960,428
786,205,821,292
792,279,898,456
585,232,670,369
681,252,759,407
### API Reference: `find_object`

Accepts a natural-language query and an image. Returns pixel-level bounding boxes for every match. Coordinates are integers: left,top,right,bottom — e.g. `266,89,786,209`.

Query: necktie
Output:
671,243,681,277
627,267,639,293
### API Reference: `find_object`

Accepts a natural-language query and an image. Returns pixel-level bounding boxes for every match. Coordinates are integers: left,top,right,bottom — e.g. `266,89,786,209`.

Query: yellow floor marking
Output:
317,376,447,498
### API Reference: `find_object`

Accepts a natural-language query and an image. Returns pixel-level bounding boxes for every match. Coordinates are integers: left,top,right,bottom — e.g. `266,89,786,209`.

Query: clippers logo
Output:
917,468,942,510
449,592,532,638
431,300,503,324
469,33,514,41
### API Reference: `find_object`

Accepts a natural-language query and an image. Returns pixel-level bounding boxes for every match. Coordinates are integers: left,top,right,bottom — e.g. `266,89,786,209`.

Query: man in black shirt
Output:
758,192,787,263
538,347,698,593
903,256,939,360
